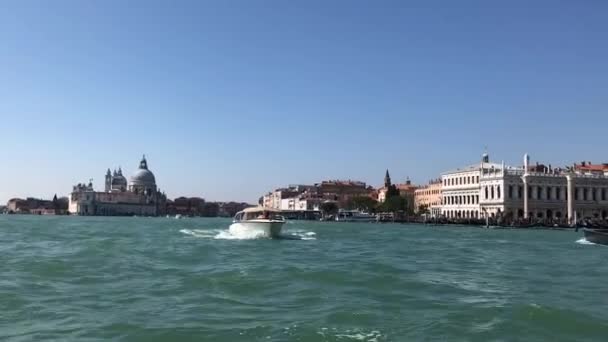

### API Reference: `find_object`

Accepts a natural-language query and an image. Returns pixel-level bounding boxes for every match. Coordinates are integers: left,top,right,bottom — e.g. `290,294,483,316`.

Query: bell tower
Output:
384,169,392,188
105,169,112,192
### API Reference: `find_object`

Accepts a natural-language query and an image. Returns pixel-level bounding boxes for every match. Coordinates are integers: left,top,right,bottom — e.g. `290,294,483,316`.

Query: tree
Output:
417,204,430,215
379,195,408,213
348,196,378,213
320,201,339,217
385,184,400,198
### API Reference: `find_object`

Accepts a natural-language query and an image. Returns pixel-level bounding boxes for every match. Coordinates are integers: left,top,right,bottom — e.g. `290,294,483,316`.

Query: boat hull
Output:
229,221,285,238
583,228,608,245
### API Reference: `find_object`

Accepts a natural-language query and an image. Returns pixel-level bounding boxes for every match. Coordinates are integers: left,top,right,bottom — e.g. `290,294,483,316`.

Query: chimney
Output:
582,161,586,167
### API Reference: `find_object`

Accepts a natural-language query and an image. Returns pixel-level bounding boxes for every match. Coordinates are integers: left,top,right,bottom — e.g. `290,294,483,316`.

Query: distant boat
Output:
175,214,183,219
230,207,285,238
582,228,608,245
335,210,377,222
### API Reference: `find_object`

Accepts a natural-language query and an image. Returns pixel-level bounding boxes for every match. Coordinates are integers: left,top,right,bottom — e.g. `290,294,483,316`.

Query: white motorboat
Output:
335,210,377,222
229,207,285,238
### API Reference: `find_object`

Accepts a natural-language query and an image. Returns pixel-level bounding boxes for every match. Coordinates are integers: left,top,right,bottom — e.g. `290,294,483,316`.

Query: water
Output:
1,215,607,341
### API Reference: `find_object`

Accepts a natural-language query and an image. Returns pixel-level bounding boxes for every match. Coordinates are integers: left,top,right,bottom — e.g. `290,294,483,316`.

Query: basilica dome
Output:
129,156,156,187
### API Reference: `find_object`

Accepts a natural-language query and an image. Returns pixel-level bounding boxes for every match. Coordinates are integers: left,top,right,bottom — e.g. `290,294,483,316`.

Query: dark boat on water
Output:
582,228,608,245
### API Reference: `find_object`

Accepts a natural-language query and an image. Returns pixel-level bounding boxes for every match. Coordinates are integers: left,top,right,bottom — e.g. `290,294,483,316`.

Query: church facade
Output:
68,156,167,216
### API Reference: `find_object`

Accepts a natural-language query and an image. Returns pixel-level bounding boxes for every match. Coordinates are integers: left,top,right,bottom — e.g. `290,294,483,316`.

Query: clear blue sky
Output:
1,0,607,203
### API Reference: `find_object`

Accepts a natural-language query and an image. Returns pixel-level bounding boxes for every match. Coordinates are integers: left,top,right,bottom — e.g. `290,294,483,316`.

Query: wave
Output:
179,229,316,240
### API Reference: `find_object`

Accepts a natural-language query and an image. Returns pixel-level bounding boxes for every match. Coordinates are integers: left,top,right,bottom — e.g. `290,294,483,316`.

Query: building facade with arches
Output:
479,154,608,222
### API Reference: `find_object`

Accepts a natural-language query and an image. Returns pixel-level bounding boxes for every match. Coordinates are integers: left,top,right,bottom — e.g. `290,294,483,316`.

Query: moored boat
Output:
582,228,608,245
335,210,377,222
230,207,285,238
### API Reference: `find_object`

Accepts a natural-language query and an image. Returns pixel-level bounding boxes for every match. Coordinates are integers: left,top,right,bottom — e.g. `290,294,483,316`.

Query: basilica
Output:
68,156,167,216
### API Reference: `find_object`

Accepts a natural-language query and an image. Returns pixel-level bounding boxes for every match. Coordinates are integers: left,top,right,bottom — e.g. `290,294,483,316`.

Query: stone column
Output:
523,175,529,219
566,174,574,225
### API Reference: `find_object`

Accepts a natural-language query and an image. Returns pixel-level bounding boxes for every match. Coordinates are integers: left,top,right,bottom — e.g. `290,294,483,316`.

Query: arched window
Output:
556,187,561,200
485,186,489,199
491,186,495,199
497,186,501,199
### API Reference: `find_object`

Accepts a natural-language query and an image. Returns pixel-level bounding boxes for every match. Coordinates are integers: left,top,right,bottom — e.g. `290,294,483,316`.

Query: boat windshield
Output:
242,211,282,221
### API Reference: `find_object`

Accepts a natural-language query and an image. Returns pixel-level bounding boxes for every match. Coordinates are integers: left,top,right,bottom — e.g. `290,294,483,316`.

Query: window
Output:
497,186,501,199
517,186,522,199
491,186,495,199
583,188,587,201
485,186,489,199
575,188,579,200
536,186,542,199
556,187,561,200
528,186,532,199
592,189,597,201
602,189,606,201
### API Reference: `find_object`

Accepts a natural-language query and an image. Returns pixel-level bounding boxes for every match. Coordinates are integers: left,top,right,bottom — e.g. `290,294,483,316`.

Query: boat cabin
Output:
233,207,284,222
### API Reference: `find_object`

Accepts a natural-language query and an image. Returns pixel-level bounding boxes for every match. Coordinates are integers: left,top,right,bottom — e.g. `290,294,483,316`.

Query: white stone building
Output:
69,156,167,216
440,153,499,219
441,153,608,223
479,154,608,222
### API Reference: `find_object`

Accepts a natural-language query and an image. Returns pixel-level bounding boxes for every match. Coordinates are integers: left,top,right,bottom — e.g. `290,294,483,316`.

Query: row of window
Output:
502,185,608,201
444,175,480,187
417,189,441,196
443,195,480,205
444,185,608,203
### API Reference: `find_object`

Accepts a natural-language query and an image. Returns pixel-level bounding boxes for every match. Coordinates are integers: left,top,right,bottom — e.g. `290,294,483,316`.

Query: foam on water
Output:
318,328,384,341
179,228,316,240
576,238,597,245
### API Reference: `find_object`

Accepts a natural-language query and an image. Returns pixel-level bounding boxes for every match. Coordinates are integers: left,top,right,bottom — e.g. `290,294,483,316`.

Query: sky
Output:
1,0,607,204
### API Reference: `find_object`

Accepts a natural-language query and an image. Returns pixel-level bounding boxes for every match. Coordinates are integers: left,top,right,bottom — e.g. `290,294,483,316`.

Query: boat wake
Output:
575,238,605,246
179,229,316,240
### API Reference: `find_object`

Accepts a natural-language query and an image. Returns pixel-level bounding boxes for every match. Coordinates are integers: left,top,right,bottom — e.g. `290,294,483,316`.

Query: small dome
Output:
112,175,127,185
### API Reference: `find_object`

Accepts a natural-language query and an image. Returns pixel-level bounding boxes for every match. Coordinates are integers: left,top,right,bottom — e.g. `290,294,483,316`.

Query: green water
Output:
1,215,607,341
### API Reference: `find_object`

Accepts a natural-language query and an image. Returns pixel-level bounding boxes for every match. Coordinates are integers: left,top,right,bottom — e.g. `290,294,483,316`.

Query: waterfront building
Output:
441,152,501,219
7,198,29,213
441,153,608,222
479,154,608,221
68,156,167,216
6,196,68,215
262,185,311,209
414,179,442,217
317,180,373,208
262,180,372,212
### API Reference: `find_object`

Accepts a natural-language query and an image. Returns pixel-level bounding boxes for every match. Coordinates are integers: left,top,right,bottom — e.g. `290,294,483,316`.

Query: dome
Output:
111,175,127,186
129,155,156,186
130,169,156,185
